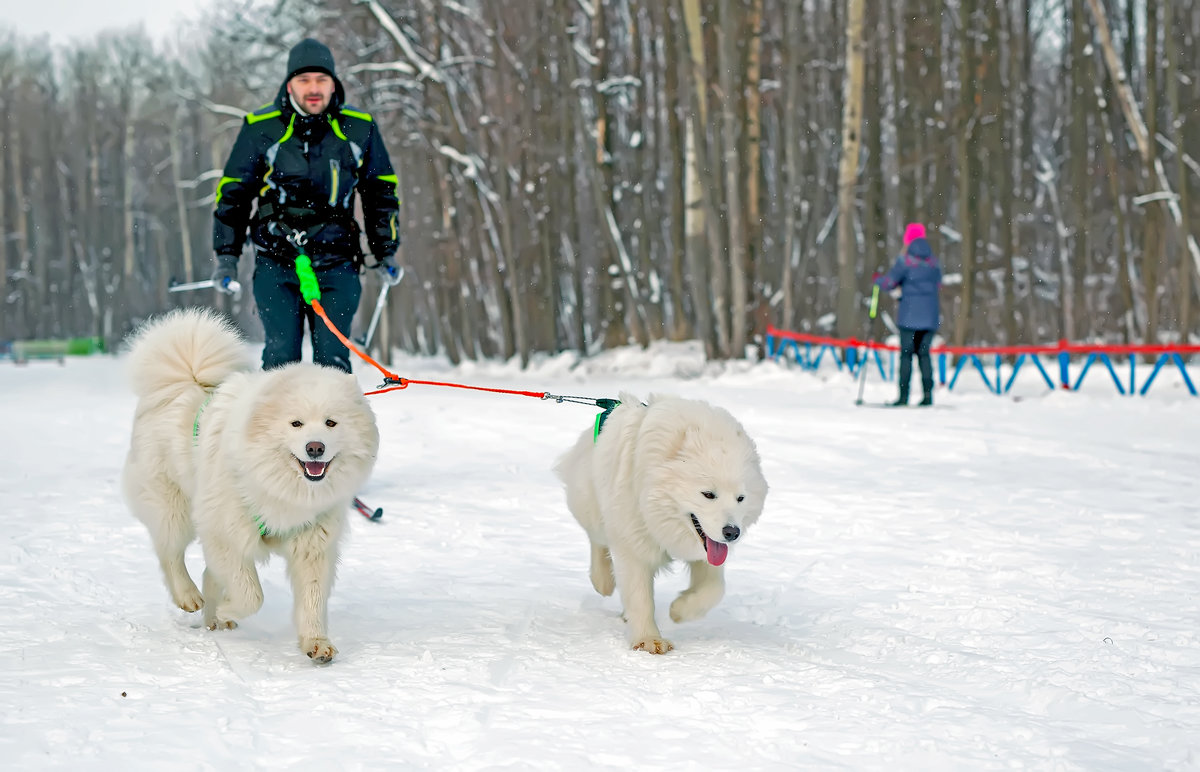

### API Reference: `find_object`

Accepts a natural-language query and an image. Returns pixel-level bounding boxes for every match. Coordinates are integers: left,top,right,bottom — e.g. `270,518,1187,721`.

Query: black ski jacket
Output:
213,82,400,267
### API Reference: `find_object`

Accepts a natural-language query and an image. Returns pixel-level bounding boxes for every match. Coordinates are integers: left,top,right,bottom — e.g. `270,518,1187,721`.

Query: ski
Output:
353,497,383,521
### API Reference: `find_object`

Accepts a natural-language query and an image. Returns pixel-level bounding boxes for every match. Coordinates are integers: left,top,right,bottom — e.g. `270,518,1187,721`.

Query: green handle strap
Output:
294,254,321,304
868,283,880,319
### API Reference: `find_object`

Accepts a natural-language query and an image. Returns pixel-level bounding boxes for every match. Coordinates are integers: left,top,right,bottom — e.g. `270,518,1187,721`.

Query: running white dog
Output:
555,393,768,653
121,308,379,663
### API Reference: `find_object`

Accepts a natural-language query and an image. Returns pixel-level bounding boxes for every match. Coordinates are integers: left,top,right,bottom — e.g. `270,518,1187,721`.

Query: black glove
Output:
211,255,239,295
375,254,403,286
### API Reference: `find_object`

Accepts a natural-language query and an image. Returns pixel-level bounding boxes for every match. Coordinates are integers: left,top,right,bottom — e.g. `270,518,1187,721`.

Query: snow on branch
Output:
438,144,499,204
173,88,248,119
1156,133,1200,181
346,61,417,76
362,0,442,84
176,169,224,190
432,0,478,20
438,144,477,177
198,100,249,118
572,39,599,67
596,76,641,94
1132,191,1179,206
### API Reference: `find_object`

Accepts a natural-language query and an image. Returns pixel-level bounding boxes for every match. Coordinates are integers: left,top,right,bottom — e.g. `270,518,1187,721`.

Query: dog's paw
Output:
173,587,205,613
669,591,718,624
631,637,674,655
588,546,615,596
589,566,615,597
220,590,264,621
206,619,238,631
301,637,338,663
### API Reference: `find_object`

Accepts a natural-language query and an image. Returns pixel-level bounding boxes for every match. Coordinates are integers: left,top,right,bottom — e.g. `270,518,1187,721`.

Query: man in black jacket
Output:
212,38,402,373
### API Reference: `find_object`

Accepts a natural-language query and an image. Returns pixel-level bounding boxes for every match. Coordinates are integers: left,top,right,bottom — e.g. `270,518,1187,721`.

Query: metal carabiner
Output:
286,228,309,249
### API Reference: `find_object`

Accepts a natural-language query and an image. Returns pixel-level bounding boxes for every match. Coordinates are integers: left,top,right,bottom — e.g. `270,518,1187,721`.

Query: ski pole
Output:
854,283,880,406
169,278,242,296
363,267,404,351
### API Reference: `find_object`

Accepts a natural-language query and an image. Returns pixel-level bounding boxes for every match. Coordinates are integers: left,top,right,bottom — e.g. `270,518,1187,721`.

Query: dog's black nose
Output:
306,441,325,459
722,524,741,542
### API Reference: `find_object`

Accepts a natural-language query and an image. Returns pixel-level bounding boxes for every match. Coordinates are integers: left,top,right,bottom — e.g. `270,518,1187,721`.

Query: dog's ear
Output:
661,423,697,461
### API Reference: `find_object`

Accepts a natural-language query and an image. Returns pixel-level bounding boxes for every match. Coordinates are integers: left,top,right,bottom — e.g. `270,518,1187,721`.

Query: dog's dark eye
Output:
325,419,337,428
737,495,745,503
702,491,716,500
291,420,303,428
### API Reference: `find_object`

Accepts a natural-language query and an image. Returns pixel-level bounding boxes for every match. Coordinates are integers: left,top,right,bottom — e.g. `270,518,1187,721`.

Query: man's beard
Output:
290,93,326,115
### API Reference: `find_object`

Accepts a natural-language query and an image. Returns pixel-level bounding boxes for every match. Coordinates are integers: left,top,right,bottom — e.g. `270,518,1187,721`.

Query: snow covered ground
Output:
2,341,1199,770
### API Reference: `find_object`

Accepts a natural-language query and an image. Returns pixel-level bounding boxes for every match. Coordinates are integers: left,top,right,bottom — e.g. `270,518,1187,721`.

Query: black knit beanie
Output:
286,38,337,81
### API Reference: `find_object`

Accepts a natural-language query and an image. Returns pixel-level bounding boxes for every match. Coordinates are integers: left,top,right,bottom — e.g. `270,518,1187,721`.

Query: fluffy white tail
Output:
125,308,248,400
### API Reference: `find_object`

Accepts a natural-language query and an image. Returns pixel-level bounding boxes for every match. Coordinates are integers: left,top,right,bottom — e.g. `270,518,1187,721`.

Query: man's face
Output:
287,72,335,115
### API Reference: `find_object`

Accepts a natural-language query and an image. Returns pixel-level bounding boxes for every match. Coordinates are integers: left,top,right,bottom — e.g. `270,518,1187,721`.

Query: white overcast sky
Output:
3,0,212,43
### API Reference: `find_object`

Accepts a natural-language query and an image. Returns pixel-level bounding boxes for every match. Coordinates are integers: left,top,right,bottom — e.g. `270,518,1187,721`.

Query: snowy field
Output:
2,340,1199,770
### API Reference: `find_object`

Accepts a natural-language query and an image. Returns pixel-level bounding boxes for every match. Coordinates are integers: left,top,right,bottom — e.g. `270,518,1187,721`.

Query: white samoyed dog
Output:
121,308,379,663
555,393,768,653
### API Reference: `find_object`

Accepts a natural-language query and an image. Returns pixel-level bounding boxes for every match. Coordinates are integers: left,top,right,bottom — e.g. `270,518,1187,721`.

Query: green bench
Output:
10,337,106,364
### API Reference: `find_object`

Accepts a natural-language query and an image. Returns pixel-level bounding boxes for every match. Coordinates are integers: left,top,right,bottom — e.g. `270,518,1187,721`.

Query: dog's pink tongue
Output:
304,461,327,477
705,537,728,567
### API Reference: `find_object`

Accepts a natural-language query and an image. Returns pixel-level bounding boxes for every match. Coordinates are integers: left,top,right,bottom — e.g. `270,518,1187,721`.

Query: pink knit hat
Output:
903,223,926,245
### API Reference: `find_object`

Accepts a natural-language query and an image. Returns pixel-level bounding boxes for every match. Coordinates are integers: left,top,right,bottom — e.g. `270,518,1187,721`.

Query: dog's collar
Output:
252,512,318,539
253,513,282,538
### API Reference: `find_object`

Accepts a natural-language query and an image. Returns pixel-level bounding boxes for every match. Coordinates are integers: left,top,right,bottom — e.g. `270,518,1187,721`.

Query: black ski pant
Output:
253,256,362,373
898,327,934,401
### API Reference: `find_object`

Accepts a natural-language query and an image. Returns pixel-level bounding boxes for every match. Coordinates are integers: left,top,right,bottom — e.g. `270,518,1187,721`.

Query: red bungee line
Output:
362,380,547,399
309,298,549,401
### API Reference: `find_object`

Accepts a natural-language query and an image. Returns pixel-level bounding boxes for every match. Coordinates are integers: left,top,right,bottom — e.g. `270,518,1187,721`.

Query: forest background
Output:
0,0,1193,364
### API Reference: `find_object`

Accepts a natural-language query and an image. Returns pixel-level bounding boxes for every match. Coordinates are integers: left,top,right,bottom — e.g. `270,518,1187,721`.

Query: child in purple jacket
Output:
875,223,942,406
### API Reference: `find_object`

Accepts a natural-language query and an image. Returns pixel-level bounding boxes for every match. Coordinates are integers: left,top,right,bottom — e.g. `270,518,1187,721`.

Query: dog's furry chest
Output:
607,522,675,568
255,505,340,544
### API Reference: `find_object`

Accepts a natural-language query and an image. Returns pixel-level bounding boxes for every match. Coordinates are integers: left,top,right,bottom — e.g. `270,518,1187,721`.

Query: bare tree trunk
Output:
1084,0,1150,159
1098,98,1140,341
954,0,979,346
717,0,748,355
1068,0,1092,338
10,119,30,336
588,0,646,348
1165,0,1194,341
1086,0,1200,327
662,3,689,341
30,165,48,337
682,0,719,357
122,112,136,295
0,89,9,342
1142,0,1166,347
863,6,885,306
779,0,803,332
489,11,527,364
1019,0,1038,341
744,0,764,344
835,0,866,339
170,106,194,287
1000,1,1019,345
